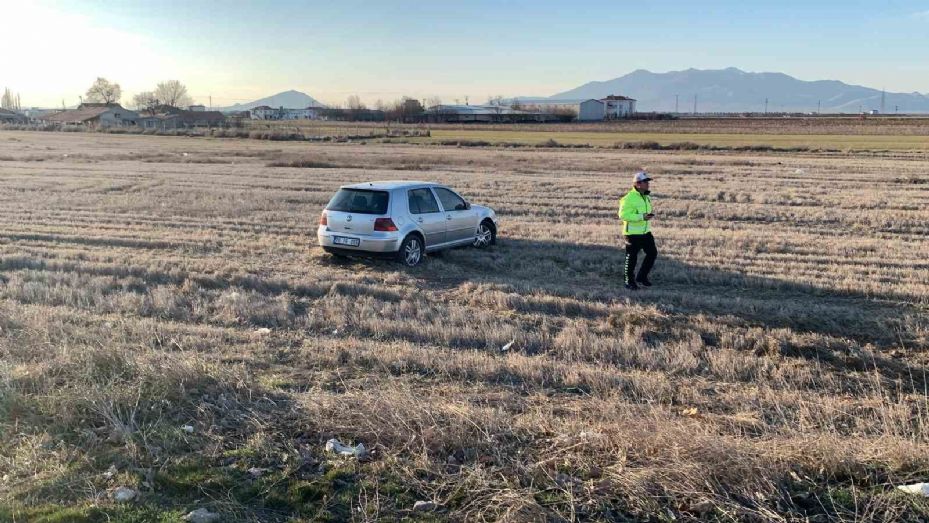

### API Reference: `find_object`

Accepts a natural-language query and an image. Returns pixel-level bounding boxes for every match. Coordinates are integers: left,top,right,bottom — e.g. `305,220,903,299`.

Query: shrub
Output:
266,157,341,169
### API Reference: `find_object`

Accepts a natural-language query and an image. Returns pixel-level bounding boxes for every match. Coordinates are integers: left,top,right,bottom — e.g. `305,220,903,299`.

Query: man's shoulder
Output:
620,189,639,201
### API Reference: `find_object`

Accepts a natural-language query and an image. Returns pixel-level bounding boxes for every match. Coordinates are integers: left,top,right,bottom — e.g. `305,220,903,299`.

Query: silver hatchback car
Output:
318,181,498,266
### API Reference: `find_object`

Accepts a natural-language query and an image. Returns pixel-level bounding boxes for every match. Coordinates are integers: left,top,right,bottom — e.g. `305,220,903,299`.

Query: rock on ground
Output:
183,508,221,523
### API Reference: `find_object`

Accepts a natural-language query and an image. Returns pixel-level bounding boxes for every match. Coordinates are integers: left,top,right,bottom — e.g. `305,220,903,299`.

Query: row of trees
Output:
84,77,192,112
1,88,22,111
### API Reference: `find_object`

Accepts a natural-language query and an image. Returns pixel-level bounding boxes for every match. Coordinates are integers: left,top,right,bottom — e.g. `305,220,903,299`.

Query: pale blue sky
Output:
6,0,929,107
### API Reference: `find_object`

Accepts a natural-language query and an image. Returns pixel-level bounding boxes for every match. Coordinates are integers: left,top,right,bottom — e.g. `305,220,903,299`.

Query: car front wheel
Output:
473,220,496,248
398,235,424,267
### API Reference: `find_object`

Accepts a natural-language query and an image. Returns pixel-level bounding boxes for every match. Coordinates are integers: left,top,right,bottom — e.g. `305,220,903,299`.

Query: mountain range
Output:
218,90,325,112
222,69,929,114
540,67,929,113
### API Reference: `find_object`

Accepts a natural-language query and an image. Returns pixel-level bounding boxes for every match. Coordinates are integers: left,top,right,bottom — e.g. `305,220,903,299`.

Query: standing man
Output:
619,172,657,290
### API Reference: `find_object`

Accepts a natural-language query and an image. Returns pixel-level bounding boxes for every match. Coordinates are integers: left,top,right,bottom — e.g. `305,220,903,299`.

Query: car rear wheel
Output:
473,220,496,249
398,235,423,267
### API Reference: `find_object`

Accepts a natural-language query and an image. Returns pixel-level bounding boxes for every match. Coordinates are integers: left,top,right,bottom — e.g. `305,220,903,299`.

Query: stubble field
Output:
0,130,928,521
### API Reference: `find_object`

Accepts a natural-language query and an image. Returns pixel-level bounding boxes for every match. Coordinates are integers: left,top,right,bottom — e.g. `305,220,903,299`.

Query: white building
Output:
250,105,321,120
250,105,277,120
578,95,637,121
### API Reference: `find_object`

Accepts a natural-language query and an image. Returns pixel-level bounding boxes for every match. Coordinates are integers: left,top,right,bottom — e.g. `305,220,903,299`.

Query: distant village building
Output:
318,108,386,122
23,108,56,120
578,95,637,121
425,104,563,123
188,104,206,112
42,103,138,127
0,108,26,124
137,105,225,129
250,105,322,120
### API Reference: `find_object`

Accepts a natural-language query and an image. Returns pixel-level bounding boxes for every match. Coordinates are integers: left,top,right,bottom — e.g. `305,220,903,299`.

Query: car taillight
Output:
374,218,398,232
319,212,328,226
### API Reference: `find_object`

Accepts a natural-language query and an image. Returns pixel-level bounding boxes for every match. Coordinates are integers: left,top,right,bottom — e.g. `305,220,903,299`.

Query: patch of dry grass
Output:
0,131,928,521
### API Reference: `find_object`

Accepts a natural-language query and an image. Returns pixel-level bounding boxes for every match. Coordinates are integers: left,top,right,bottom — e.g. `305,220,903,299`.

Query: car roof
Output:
341,180,439,191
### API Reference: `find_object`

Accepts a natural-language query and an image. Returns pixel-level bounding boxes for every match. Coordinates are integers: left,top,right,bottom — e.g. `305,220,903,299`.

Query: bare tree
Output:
425,96,442,109
488,95,505,116
132,92,161,115
346,95,366,111
1,88,21,111
155,80,192,108
85,77,122,104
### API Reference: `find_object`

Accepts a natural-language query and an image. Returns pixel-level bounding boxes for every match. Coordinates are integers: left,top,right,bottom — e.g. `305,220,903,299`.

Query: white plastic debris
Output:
897,482,929,496
181,424,195,433
103,464,118,480
325,438,367,458
247,467,267,478
183,508,221,523
501,340,515,352
254,327,272,336
112,487,137,502
413,500,438,512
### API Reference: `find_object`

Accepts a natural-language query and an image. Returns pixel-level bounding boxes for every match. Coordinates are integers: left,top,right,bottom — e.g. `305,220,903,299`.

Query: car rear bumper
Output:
317,228,401,253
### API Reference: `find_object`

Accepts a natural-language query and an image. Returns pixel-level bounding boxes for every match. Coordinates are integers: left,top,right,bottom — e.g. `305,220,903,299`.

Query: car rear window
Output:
326,189,389,215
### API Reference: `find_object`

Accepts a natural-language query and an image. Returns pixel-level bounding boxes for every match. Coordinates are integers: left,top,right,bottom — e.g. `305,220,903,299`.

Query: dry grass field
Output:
251,117,929,151
1,130,928,521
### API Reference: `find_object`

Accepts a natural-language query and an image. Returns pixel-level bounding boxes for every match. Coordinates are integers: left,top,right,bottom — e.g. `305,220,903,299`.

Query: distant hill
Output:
547,67,929,113
219,90,326,112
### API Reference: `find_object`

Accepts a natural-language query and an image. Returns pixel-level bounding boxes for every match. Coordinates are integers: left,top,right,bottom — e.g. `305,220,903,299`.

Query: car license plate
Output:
333,236,360,247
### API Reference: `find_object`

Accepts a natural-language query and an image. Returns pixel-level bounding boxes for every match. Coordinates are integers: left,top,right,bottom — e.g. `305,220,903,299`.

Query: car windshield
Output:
326,189,389,215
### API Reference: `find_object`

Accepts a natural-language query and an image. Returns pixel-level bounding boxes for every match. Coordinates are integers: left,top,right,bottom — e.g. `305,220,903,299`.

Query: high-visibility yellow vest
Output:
618,188,652,236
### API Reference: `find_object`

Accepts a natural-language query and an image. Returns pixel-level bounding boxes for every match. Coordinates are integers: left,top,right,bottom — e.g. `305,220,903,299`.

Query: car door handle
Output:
446,215,453,220
417,217,424,223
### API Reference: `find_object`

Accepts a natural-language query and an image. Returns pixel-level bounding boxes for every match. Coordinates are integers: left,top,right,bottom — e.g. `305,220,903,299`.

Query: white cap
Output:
633,171,652,183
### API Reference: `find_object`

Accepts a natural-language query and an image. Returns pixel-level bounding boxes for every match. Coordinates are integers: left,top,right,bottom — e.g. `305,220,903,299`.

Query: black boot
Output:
625,282,639,291
636,276,652,287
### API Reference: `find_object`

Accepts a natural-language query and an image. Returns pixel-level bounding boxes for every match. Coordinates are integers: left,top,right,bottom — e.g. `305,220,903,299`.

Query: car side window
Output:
408,188,440,214
433,187,467,212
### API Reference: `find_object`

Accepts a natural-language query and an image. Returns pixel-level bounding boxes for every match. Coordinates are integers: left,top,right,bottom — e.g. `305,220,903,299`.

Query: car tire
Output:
398,234,424,267
473,220,496,249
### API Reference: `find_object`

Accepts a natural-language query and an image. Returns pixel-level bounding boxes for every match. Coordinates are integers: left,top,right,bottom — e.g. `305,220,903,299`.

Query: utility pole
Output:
764,98,768,114
817,100,821,114
880,88,886,114
675,94,679,113
209,95,212,110
693,94,697,115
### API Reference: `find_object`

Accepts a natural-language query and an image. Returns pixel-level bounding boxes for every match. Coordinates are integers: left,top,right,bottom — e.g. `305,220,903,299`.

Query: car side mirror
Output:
463,202,471,210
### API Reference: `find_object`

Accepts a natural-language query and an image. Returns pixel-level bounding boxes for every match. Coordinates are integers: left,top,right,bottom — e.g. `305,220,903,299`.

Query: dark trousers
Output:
624,233,657,284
